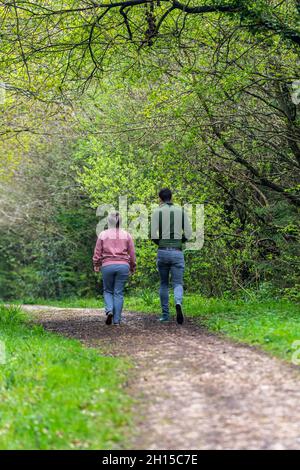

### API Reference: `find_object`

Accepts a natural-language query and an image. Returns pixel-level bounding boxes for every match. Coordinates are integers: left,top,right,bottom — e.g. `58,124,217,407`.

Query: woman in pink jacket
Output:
93,212,136,325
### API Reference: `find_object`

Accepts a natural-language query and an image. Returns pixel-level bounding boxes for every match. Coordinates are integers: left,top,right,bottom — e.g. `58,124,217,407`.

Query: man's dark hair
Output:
159,188,172,202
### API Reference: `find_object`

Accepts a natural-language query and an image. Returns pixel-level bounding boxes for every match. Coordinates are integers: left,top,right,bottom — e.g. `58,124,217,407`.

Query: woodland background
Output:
0,0,299,301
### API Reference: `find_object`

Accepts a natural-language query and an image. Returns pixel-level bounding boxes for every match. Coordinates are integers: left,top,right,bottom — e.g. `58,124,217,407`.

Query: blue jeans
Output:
101,264,130,324
157,249,185,320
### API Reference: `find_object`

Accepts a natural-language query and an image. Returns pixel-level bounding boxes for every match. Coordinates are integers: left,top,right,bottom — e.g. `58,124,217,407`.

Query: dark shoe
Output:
159,317,170,323
105,311,113,325
176,304,184,324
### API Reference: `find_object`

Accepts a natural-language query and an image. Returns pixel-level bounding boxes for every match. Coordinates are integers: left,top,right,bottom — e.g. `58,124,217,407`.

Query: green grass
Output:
8,297,104,309
0,305,131,450
12,292,300,363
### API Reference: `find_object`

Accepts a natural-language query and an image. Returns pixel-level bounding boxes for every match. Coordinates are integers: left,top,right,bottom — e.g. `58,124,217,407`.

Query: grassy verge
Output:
0,305,131,450
11,292,300,363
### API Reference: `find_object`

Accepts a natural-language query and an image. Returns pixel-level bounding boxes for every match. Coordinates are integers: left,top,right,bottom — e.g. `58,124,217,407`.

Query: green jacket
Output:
151,202,192,249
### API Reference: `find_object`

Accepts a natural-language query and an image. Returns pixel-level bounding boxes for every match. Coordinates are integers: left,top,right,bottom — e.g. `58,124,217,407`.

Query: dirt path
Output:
23,305,300,450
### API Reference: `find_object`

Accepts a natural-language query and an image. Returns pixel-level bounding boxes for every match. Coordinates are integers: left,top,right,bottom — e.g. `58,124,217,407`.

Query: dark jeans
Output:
157,249,185,319
101,264,129,324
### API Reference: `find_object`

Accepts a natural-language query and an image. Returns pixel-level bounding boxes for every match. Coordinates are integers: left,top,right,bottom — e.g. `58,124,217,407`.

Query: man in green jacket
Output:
151,188,192,324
